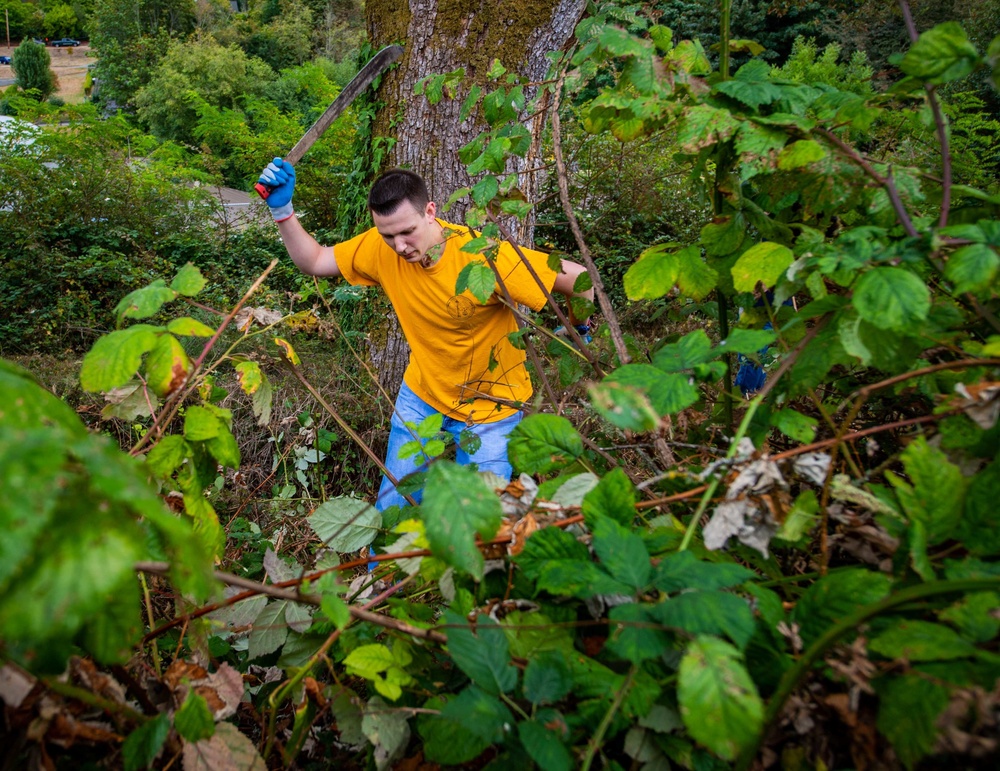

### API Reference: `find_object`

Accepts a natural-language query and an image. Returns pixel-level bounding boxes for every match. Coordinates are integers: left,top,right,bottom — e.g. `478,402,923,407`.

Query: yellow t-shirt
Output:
334,221,557,423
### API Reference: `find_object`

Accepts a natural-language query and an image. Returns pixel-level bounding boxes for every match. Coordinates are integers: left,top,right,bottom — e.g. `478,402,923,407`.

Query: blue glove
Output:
256,157,296,222
554,323,593,347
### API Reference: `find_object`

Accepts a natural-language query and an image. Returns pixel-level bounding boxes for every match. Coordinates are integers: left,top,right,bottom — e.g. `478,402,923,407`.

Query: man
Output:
257,158,594,511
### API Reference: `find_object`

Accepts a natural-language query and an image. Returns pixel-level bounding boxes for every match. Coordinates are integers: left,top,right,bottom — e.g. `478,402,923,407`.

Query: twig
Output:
897,0,952,228
580,665,637,771
818,129,920,238
134,562,447,644
549,77,631,365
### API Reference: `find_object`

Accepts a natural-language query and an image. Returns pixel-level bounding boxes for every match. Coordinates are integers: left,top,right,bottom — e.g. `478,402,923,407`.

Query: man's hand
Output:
257,157,296,222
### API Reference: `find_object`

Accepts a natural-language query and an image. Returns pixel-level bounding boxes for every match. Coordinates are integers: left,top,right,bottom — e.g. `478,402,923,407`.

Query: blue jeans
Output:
375,382,522,511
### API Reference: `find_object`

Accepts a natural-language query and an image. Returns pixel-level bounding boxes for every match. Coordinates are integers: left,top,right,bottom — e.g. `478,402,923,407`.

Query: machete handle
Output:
254,181,272,200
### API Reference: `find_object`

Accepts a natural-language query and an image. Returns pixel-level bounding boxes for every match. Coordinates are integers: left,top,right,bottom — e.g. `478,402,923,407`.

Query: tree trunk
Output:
362,0,587,394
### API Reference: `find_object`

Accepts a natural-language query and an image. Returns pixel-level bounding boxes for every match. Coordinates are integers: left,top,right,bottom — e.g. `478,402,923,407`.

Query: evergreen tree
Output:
11,40,56,101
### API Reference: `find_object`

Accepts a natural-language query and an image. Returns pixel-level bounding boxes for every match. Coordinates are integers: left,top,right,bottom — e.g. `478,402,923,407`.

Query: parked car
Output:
50,38,81,47
0,56,11,65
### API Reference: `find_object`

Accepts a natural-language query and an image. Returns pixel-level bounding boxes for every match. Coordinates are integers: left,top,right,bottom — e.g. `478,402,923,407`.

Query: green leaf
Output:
940,592,1000,643
80,326,161,392
320,594,351,631
535,559,633,599
654,590,756,650
514,526,590,581
581,467,636,527
900,22,981,85
624,244,680,300
587,381,660,431
652,551,755,593
591,515,650,589
171,263,208,296
675,244,719,299
441,685,513,742
522,651,572,705
731,242,794,292
0,431,67,588
307,496,380,552
887,437,966,544
248,601,288,660
146,435,188,476
853,267,931,332
508,414,584,474
652,329,716,373
471,175,499,206
122,713,170,771
715,60,785,109
792,568,892,645
174,691,216,743
421,462,502,580
945,243,999,294
869,620,977,661
455,260,496,304
771,409,818,443
166,317,215,337
678,636,763,761
722,328,777,355
418,696,490,765
518,719,573,771
677,104,741,154
777,139,826,170
604,365,700,416
182,405,222,442
114,280,177,321
344,643,396,678
606,603,670,664
701,215,747,257
144,334,190,398
876,674,950,769
958,460,1000,555
445,611,518,695
777,490,821,543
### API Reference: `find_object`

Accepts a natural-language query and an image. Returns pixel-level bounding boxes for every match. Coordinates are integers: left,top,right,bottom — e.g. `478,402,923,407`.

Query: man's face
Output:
372,199,442,264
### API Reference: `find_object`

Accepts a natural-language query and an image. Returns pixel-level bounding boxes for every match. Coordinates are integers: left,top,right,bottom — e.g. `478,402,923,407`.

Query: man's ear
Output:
425,200,436,220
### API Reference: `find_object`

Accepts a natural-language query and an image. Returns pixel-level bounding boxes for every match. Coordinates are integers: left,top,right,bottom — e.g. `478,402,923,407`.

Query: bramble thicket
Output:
2,1,1000,769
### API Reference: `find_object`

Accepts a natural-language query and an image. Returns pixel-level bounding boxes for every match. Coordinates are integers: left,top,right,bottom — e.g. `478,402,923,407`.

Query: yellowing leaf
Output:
731,242,794,292
234,361,263,395
144,334,191,398
274,337,300,366
777,139,826,170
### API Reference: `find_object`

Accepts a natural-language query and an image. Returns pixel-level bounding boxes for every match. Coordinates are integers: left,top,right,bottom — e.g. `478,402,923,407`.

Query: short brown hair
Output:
368,168,430,216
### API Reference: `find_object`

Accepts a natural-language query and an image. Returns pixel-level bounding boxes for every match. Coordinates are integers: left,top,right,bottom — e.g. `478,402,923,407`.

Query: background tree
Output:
11,40,56,101
42,3,79,38
134,35,274,144
0,0,44,38
88,0,197,110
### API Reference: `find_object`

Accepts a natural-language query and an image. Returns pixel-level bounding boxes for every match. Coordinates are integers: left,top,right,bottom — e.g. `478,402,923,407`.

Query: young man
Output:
257,158,594,511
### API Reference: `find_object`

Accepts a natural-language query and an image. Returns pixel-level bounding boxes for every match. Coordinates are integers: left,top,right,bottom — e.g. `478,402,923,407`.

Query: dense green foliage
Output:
3,2,1000,770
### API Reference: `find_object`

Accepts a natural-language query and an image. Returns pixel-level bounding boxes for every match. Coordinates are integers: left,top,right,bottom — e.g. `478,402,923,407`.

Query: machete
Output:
255,44,404,199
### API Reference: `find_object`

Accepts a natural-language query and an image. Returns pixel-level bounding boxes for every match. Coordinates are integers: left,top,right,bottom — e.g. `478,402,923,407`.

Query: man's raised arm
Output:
257,158,341,278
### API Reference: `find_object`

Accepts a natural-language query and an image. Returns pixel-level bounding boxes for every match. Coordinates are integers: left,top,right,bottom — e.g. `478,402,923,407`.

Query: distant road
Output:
0,79,13,87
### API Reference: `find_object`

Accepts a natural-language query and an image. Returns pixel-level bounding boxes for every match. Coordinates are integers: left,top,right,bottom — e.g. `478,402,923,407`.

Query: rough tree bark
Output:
363,0,588,395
